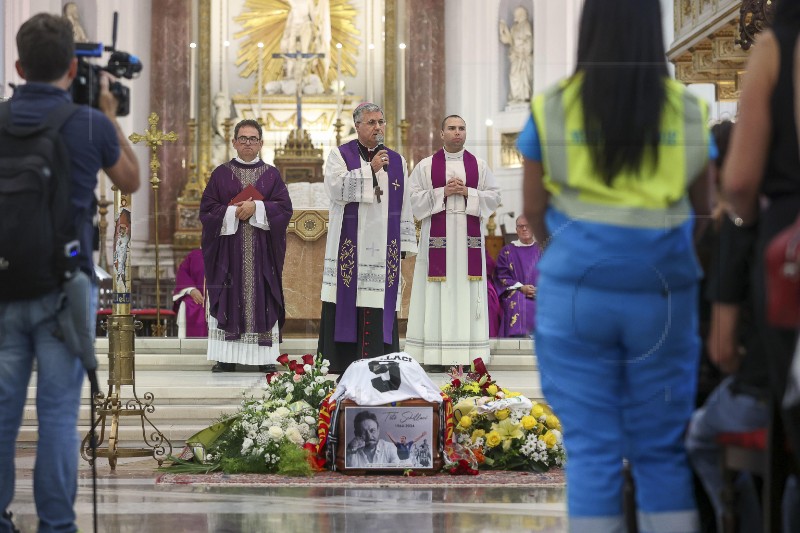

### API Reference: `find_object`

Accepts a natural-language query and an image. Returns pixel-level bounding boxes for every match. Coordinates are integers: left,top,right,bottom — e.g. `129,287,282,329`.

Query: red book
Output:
228,184,264,206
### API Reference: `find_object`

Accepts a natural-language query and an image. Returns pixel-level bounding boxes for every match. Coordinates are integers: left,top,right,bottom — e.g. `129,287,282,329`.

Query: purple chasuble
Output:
336,140,404,344
495,242,542,337
429,149,482,281
173,249,208,337
199,160,293,346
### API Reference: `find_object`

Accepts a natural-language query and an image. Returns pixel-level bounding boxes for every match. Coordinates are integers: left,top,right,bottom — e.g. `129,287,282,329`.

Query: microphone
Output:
375,133,388,171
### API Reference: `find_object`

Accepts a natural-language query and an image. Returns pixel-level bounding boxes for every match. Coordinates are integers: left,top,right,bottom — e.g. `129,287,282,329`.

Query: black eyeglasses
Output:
358,119,386,127
516,224,530,229
236,136,261,144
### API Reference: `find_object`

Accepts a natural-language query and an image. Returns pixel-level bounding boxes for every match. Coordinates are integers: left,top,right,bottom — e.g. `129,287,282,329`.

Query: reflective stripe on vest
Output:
532,76,709,229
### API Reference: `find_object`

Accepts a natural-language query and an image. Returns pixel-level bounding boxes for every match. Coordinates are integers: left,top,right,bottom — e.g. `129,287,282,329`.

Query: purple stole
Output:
428,149,483,281
335,140,404,344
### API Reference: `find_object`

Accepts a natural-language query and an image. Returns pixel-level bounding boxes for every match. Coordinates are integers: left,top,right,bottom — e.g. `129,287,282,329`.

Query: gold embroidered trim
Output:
339,238,356,288
386,238,399,288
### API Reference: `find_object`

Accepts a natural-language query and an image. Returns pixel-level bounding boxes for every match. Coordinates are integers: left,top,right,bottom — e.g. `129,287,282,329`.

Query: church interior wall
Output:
212,0,385,168
444,0,583,234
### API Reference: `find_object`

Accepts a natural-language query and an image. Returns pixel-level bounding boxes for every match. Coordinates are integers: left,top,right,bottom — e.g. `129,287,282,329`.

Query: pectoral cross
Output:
374,185,383,203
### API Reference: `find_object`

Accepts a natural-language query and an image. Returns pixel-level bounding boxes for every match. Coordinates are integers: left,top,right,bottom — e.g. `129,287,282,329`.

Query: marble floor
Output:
11,342,567,532
8,451,567,532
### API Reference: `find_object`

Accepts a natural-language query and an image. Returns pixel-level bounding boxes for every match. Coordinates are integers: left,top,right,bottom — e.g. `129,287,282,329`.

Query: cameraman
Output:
0,13,139,533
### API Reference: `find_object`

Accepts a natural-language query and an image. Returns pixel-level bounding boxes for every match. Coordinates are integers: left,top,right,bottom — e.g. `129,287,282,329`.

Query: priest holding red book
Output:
200,119,293,372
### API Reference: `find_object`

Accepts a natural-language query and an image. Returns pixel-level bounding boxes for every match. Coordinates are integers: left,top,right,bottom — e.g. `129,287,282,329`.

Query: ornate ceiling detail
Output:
737,0,775,50
669,0,759,102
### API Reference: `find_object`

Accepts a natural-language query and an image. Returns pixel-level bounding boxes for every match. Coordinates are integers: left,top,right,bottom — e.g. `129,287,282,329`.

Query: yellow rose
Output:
521,415,537,430
531,403,545,418
542,430,557,448
545,414,561,430
487,384,499,396
458,415,473,429
485,431,502,448
470,429,486,442
495,408,510,420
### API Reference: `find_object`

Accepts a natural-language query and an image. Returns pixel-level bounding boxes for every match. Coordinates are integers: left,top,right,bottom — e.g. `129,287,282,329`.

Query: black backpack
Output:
0,101,81,301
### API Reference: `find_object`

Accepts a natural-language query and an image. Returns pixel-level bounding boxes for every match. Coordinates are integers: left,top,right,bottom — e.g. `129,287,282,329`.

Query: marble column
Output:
149,0,191,244
403,0,446,168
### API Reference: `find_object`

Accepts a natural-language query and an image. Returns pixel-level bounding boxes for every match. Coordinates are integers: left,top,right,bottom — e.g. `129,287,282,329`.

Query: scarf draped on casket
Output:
199,160,292,346
428,149,483,281
335,140,404,344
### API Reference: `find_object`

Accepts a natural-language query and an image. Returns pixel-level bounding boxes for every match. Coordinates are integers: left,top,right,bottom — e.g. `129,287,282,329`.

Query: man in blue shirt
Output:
0,13,139,533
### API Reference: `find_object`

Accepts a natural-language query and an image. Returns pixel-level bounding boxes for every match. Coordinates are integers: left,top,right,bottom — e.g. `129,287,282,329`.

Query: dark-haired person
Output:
722,0,800,526
200,119,293,373
317,103,417,373
0,13,139,533
520,0,715,530
405,115,500,370
346,411,400,467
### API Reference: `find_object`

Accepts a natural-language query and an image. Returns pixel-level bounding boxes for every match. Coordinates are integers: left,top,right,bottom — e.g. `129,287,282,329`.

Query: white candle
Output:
223,0,230,97
189,42,197,120
398,43,406,120
257,42,264,120
485,119,494,168
336,43,343,116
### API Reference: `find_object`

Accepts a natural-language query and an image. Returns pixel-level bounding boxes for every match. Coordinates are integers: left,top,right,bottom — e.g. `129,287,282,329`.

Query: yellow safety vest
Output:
531,75,710,229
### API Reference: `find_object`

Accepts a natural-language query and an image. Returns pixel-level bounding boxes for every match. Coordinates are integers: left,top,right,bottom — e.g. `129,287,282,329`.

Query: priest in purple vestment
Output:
495,215,542,337
485,248,502,338
200,119,293,373
317,103,418,373
172,248,208,337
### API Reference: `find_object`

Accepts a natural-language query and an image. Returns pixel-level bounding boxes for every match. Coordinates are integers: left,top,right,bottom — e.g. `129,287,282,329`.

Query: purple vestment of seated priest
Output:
173,248,208,337
485,249,502,338
199,160,293,345
495,241,542,337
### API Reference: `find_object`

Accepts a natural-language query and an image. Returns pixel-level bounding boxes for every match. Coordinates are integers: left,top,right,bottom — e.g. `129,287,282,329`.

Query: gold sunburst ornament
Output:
235,0,361,94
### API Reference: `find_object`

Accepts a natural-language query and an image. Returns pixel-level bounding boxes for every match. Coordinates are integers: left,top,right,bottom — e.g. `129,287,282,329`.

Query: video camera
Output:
71,13,142,117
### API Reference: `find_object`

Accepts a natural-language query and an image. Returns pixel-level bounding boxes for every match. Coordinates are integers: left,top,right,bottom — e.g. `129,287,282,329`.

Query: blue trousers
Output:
536,278,700,533
0,290,86,533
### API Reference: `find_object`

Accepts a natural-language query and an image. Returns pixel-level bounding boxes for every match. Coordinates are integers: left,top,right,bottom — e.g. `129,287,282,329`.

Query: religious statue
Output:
63,2,89,43
499,6,533,105
113,213,131,293
281,0,331,82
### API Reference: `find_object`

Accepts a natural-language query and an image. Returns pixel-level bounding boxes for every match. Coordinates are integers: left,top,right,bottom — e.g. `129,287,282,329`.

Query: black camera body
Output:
72,42,141,117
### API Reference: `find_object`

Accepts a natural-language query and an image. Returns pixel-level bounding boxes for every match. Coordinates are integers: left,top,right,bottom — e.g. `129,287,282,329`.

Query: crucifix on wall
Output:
273,38,325,132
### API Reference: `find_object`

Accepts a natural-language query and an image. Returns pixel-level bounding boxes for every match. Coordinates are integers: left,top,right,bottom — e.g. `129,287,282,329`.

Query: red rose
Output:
265,372,279,384
451,379,461,388
472,357,488,377
295,365,306,375
277,354,290,366
288,360,298,371
302,354,315,366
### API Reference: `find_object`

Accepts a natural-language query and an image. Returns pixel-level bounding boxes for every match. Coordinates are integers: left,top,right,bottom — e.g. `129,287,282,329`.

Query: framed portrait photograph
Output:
343,405,435,470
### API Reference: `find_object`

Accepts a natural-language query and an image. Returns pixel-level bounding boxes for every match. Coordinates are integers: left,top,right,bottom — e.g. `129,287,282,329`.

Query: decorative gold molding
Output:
199,0,212,173
669,1,751,103
288,210,329,241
